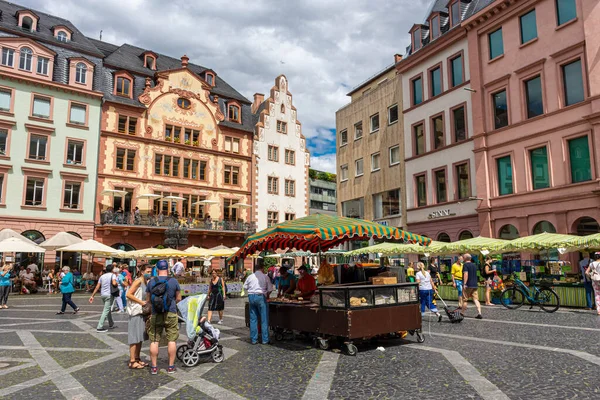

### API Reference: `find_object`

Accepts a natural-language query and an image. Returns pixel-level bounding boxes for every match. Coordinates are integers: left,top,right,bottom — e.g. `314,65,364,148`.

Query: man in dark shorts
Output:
146,259,181,375
461,253,482,319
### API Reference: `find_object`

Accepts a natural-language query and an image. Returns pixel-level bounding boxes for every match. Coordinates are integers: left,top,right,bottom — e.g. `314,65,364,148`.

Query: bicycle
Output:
499,273,560,313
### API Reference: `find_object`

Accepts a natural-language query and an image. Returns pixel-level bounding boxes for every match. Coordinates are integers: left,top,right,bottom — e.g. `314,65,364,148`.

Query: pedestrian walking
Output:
112,265,125,313
0,263,14,308
56,267,79,314
126,264,152,369
585,252,600,315
243,263,273,345
207,269,226,324
172,258,185,276
462,253,482,319
483,256,496,306
146,260,181,375
415,262,442,321
451,256,464,307
580,252,594,310
89,265,119,332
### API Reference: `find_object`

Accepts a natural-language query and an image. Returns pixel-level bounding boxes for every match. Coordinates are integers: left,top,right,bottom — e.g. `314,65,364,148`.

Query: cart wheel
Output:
415,331,425,343
176,344,188,361
408,330,415,336
318,338,329,350
275,332,284,341
181,349,201,367
345,343,358,356
211,347,224,363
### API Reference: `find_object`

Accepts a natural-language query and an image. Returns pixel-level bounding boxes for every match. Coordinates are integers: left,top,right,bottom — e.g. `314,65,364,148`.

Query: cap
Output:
156,260,169,270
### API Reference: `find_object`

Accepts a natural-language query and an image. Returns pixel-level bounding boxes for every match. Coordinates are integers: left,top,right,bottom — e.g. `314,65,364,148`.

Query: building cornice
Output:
396,26,466,73
0,71,103,99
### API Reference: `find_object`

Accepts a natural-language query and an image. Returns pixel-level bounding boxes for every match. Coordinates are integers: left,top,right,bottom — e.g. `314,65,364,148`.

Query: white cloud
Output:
310,153,337,174
22,0,432,154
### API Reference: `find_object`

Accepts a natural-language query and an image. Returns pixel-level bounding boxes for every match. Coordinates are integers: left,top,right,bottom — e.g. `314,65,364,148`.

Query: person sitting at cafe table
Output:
277,266,297,297
292,265,316,299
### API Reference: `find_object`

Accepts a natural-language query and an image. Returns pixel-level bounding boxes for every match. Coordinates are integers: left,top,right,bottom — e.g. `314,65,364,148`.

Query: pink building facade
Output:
467,0,600,240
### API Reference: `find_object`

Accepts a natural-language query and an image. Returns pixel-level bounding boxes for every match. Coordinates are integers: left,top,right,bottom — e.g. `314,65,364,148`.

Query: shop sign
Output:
428,209,456,219
377,221,389,226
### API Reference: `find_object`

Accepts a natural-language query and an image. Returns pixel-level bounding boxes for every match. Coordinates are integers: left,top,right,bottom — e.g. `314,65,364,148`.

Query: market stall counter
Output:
245,282,423,355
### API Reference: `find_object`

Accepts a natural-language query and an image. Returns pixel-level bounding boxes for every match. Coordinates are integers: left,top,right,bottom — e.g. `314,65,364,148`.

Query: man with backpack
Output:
146,259,181,375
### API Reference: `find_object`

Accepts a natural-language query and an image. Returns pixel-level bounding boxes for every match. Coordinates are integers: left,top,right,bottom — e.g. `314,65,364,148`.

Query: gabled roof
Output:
0,0,104,57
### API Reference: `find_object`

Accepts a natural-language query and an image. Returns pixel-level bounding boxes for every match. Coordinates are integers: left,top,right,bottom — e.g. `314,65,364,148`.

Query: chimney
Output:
252,93,264,113
394,54,403,64
181,54,189,68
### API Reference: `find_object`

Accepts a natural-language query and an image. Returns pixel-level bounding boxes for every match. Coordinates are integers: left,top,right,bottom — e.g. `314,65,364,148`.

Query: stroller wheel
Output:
176,344,189,362
211,347,224,363
181,349,201,367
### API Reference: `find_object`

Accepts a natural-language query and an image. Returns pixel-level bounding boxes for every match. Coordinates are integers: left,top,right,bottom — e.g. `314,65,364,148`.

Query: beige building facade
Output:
336,65,406,230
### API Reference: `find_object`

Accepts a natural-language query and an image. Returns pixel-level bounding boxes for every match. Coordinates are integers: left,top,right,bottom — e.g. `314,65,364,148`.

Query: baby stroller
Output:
176,294,224,367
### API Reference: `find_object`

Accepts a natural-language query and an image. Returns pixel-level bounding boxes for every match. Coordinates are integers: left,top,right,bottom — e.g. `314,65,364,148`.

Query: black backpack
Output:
150,277,172,313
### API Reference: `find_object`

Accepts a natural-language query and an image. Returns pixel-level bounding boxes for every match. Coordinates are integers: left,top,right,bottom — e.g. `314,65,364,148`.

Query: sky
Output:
22,0,432,173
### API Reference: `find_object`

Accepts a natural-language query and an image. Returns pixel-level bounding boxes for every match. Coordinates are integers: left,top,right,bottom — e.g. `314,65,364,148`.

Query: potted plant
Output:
192,140,199,146
173,137,181,144
184,139,191,145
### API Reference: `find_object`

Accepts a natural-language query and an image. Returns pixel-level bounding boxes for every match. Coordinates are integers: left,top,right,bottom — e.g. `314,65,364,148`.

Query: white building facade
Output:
253,75,310,231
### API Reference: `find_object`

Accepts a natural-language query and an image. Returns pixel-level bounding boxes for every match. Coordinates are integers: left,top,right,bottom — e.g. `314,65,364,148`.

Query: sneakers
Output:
108,325,117,330
217,320,223,325
96,328,108,333
475,314,483,319
437,313,442,322
167,365,176,374
151,366,158,375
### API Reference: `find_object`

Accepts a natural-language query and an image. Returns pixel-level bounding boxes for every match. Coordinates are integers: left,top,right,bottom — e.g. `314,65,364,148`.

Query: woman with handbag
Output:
126,264,153,369
89,264,119,332
483,257,496,306
586,252,600,315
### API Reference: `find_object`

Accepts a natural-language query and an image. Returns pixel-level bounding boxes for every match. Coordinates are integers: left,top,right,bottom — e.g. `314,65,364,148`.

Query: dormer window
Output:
413,28,422,51
75,62,87,84
205,72,214,86
21,16,33,31
17,10,39,32
19,47,32,71
430,15,440,40
116,76,131,97
228,104,240,123
450,1,461,27
57,31,68,42
143,53,156,70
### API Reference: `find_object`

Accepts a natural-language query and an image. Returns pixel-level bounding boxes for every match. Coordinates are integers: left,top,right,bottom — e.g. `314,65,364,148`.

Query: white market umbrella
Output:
196,200,219,205
58,239,124,273
229,203,252,209
0,228,37,245
0,237,45,253
101,189,128,196
137,193,162,213
163,196,185,201
40,232,84,268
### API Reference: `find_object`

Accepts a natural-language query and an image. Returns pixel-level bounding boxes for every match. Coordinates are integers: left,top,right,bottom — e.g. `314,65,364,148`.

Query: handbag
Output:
590,262,600,282
110,274,120,297
142,301,152,316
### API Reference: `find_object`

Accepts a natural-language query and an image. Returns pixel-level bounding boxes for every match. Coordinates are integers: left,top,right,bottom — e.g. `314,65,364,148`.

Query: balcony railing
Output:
99,211,256,234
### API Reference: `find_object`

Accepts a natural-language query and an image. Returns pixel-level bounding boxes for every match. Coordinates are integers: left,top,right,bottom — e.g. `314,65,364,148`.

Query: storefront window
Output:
499,224,519,240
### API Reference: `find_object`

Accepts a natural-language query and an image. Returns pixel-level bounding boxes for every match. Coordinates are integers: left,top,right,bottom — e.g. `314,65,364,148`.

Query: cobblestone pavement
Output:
1,293,600,399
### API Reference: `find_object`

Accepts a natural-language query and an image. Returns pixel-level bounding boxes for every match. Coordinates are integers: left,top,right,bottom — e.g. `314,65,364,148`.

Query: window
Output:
36,57,49,75
226,104,240,122
430,66,442,97
562,59,584,106
116,148,136,171
21,17,33,31
205,73,214,86
268,145,279,162
450,54,463,87
223,199,238,221
492,90,508,129
268,176,279,194
370,113,379,133
556,0,577,26
57,31,68,42
371,152,380,172
285,179,295,196
434,170,447,203
116,77,131,97
354,122,363,139
0,129,7,155
432,114,444,150
0,174,3,202
456,163,470,199
268,211,279,227
1,48,14,67
19,47,32,71
285,149,295,165
182,194,203,218
340,129,348,146
412,76,423,105
497,156,513,195
177,98,191,109
144,55,156,70
63,183,81,209
164,124,199,144
32,96,51,119
276,120,287,133
389,145,400,165
0,89,11,112
182,159,206,180
416,175,427,207
431,16,440,40
373,189,401,219
488,28,504,60
520,10,537,44
225,136,240,153
414,123,425,155
28,135,47,160
224,165,239,185
340,165,348,181
25,178,44,206
452,106,466,142
451,1,461,27
525,76,543,118
75,63,87,84
118,115,137,135
530,147,549,189
285,213,295,221
66,140,84,165
413,28,421,51
69,103,87,125
388,104,398,124
355,158,364,177
568,136,591,183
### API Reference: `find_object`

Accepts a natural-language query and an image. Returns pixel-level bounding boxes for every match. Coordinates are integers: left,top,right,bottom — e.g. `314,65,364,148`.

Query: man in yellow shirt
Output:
406,262,415,283
451,256,464,307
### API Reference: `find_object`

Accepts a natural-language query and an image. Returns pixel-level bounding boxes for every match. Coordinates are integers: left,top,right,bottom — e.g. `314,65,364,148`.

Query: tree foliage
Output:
309,169,336,182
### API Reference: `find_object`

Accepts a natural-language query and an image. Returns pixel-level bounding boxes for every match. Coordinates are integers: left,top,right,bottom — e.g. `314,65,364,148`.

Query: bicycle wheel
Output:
537,288,560,313
500,287,525,310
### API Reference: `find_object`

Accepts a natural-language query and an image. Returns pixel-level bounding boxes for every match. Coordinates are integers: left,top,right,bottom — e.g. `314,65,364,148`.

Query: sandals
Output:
135,358,148,367
128,361,145,369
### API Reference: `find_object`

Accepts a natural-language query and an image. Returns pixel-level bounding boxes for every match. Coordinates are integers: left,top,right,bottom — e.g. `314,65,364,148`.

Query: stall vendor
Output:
277,266,297,297
293,265,317,299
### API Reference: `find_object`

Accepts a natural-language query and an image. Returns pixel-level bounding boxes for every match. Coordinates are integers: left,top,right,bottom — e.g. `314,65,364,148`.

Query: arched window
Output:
228,104,240,122
458,230,474,240
205,72,214,86
437,232,451,242
67,231,82,238
111,243,135,252
21,230,45,244
75,62,87,84
281,104,285,114
116,76,131,97
177,98,191,109
574,217,600,236
57,31,68,42
498,224,519,240
19,47,33,71
21,16,33,31
532,221,556,235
